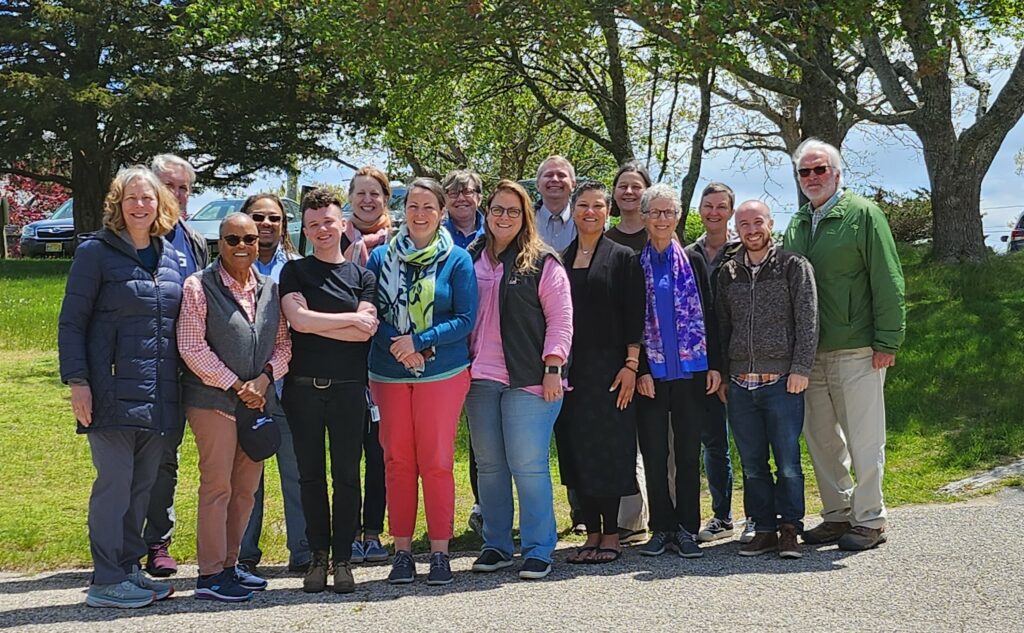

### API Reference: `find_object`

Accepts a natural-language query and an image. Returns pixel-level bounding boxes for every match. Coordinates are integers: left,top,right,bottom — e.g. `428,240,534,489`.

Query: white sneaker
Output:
697,518,735,542
739,518,757,544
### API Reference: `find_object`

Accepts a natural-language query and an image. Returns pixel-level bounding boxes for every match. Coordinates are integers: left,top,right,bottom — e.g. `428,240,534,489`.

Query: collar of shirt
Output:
444,210,485,237
810,188,845,219
539,202,572,225
219,264,256,294
253,245,289,276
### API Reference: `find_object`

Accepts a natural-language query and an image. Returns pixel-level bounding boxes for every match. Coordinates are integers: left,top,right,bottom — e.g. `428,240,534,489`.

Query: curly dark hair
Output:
301,188,344,214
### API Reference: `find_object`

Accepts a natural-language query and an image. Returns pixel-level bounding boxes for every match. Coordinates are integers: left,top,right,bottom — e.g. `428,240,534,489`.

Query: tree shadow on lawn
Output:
0,544,857,628
883,249,1024,492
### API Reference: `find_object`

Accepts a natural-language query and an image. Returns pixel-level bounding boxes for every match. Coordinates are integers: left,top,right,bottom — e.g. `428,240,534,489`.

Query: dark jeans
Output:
360,408,386,535
88,429,163,584
728,380,805,532
143,421,184,547
283,378,366,562
701,397,734,522
636,375,710,534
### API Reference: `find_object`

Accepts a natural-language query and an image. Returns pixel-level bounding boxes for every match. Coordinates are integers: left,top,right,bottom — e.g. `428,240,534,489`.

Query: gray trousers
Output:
143,423,184,546
87,429,164,585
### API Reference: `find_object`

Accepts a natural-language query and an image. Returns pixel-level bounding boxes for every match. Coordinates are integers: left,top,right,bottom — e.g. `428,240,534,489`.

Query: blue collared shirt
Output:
810,188,845,235
536,203,577,252
444,210,486,249
252,245,295,283
650,247,686,381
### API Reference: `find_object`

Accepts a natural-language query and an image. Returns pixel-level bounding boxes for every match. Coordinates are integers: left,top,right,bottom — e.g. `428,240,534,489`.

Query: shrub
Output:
872,188,932,243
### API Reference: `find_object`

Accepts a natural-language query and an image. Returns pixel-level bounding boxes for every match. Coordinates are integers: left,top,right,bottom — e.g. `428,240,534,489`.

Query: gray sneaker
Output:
739,518,757,544
127,565,174,600
675,530,704,559
638,531,675,556
85,580,155,609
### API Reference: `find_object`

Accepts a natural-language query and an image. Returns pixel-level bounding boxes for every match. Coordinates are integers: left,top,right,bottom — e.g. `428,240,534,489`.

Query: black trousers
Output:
283,379,366,562
360,408,386,535
636,374,710,534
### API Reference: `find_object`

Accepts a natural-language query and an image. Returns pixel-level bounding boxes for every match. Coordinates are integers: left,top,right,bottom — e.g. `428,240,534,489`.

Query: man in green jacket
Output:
783,138,906,551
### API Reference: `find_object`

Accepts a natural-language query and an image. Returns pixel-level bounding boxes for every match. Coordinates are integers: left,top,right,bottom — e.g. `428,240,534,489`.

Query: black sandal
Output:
588,547,622,564
567,546,598,564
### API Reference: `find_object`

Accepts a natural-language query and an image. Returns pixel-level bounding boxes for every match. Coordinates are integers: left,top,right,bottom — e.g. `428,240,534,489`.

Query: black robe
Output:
555,235,645,497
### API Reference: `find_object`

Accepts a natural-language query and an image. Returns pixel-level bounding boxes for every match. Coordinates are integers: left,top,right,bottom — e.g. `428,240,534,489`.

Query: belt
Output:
288,376,358,389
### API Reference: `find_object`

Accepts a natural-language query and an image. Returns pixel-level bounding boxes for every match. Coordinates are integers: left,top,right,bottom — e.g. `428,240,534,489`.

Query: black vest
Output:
470,241,565,388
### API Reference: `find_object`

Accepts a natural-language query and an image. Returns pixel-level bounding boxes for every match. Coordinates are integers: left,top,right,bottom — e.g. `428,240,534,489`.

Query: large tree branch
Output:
0,166,72,188
953,26,990,117
859,30,918,111
961,45,1024,156
678,66,715,242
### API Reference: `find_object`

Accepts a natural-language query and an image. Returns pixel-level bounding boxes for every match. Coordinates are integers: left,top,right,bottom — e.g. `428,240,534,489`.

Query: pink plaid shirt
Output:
178,266,291,395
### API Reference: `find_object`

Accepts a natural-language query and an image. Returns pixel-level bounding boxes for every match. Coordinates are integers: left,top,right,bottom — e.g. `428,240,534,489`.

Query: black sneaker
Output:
388,551,416,585
519,558,551,580
426,552,453,586
638,531,674,556
675,530,704,559
471,549,514,572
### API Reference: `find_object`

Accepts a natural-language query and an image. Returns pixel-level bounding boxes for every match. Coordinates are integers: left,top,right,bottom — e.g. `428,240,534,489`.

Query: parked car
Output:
19,199,75,257
1002,213,1024,252
186,197,305,256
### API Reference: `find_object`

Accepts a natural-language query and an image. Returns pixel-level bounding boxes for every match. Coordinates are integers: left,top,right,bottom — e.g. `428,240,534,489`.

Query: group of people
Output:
58,138,905,608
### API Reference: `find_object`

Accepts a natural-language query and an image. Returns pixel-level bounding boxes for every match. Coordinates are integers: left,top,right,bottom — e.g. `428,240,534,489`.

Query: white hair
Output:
640,183,682,214
792,138,844,187
535,155,576,181
150,153,196,185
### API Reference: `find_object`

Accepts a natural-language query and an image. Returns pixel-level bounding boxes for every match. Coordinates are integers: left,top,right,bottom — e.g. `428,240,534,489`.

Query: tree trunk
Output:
69,121,110,238
922,140,988,262
677,67,714,243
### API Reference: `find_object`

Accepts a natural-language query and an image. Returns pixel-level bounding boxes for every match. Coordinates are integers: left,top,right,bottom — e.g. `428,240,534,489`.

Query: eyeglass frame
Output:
221,234,260,246
488,205,523,219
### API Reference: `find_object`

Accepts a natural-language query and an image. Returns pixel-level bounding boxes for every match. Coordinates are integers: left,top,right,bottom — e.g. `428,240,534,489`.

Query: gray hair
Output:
150,153,196,185
441,169,483,196
535,155,576,181
641,183,682,215
792,138,844,187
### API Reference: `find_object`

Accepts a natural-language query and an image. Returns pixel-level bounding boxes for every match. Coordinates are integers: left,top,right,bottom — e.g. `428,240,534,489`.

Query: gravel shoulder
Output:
2,489,1022,633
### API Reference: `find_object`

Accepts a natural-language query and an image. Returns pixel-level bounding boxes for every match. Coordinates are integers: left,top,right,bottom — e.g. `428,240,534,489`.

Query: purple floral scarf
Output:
640,240,708,379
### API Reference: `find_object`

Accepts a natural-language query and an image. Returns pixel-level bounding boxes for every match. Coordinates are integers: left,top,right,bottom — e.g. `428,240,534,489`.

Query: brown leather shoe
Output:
838,525,887,551
738,531,778,556
778,524,802,559
333,560,355,594
802,520,851,544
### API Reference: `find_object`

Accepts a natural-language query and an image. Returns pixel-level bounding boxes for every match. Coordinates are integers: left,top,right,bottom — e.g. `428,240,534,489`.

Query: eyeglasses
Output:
797,165,831,178
221,234,259,246
488,205,523,218
447,189,480,199
643,209,678,219
250,213,282,223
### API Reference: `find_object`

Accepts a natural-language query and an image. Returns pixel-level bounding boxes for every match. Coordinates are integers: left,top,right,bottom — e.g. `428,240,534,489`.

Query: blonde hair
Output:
102,166,180,237
484,179,556,274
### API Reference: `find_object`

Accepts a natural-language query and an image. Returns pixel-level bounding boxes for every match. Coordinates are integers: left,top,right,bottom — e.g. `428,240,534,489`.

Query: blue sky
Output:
191,118,1024,250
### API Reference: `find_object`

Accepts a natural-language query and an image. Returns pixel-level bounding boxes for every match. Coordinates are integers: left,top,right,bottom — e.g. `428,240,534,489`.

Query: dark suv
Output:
19,199,75,257
1003,214,1024,252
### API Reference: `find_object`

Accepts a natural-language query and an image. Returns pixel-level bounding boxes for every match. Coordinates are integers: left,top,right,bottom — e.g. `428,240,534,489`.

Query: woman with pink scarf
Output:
343,166,395,266
338,165,395,565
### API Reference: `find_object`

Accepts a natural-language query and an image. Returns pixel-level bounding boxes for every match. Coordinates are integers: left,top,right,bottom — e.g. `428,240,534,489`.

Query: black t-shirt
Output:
278,257,377,381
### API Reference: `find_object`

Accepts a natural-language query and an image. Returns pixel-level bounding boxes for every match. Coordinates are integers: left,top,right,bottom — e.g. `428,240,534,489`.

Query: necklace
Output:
581,248,592,255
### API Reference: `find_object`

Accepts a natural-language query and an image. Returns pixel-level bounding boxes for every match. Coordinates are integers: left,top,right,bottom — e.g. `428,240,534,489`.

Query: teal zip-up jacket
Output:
783,190,906,354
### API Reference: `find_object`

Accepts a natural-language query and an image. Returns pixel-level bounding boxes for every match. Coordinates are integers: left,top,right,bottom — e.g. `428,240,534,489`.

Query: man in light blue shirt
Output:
535,155,578,252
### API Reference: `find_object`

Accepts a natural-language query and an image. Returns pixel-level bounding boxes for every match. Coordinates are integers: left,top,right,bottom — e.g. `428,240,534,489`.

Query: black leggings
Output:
579,494,621,535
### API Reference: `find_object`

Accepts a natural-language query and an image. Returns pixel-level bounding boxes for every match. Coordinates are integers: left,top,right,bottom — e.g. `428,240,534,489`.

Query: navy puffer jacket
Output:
58,228,183,434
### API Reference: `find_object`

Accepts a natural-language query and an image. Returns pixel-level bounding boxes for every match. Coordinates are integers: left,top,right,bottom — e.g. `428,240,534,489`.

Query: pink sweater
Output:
469,254,573,396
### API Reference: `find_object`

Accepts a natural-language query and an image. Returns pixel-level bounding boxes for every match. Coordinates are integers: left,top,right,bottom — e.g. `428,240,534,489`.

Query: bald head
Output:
218,213,259,276
220,212,257,237
735,200,774,256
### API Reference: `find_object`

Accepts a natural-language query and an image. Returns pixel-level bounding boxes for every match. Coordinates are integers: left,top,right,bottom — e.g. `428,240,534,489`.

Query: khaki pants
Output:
188,407,264,576
617,441,649,532
803,347,887,529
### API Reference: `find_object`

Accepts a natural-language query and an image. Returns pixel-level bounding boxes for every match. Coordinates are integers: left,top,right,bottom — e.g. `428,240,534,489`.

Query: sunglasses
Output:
797,165,831,178
488,205,523,218
250,213,282,223
221,234,259,246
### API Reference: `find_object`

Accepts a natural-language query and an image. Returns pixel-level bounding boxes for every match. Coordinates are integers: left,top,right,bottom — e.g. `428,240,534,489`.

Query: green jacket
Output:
783,190,906,354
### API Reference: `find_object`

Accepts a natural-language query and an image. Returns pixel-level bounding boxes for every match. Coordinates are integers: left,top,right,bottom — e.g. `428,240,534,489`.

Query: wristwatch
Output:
544,365,561,375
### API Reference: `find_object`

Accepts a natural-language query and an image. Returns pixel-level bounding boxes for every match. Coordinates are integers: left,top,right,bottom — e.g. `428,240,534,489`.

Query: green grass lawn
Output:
1,247,1022,571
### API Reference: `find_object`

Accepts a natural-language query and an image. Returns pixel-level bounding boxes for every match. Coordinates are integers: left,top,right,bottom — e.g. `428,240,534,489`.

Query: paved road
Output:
2,489,1022,633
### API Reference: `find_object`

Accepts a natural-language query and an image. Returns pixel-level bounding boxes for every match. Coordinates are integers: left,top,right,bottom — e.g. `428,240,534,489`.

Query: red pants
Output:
370,370,470,541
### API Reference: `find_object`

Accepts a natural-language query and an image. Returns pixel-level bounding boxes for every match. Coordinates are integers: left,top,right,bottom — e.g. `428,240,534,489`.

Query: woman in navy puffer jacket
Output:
58,166,183,609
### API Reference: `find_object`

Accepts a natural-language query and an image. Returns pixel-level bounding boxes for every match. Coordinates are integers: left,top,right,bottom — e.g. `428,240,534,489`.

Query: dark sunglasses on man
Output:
797,165,831,178
222,234,259,246
250,213,283,223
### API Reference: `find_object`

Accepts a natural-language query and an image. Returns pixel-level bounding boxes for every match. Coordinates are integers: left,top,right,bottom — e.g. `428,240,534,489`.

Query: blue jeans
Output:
464,380,561,563
701,396,734,522
727,379,805,532
239,409,310,567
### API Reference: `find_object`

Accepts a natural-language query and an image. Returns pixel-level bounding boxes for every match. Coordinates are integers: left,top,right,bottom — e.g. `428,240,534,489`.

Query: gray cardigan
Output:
715,246,818,378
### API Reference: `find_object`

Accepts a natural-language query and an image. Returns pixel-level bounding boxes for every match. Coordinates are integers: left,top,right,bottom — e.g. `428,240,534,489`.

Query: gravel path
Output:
2,489,1022,632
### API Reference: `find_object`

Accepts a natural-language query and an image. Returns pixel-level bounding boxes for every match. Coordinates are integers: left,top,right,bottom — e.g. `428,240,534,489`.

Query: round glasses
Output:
488,205,523,218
